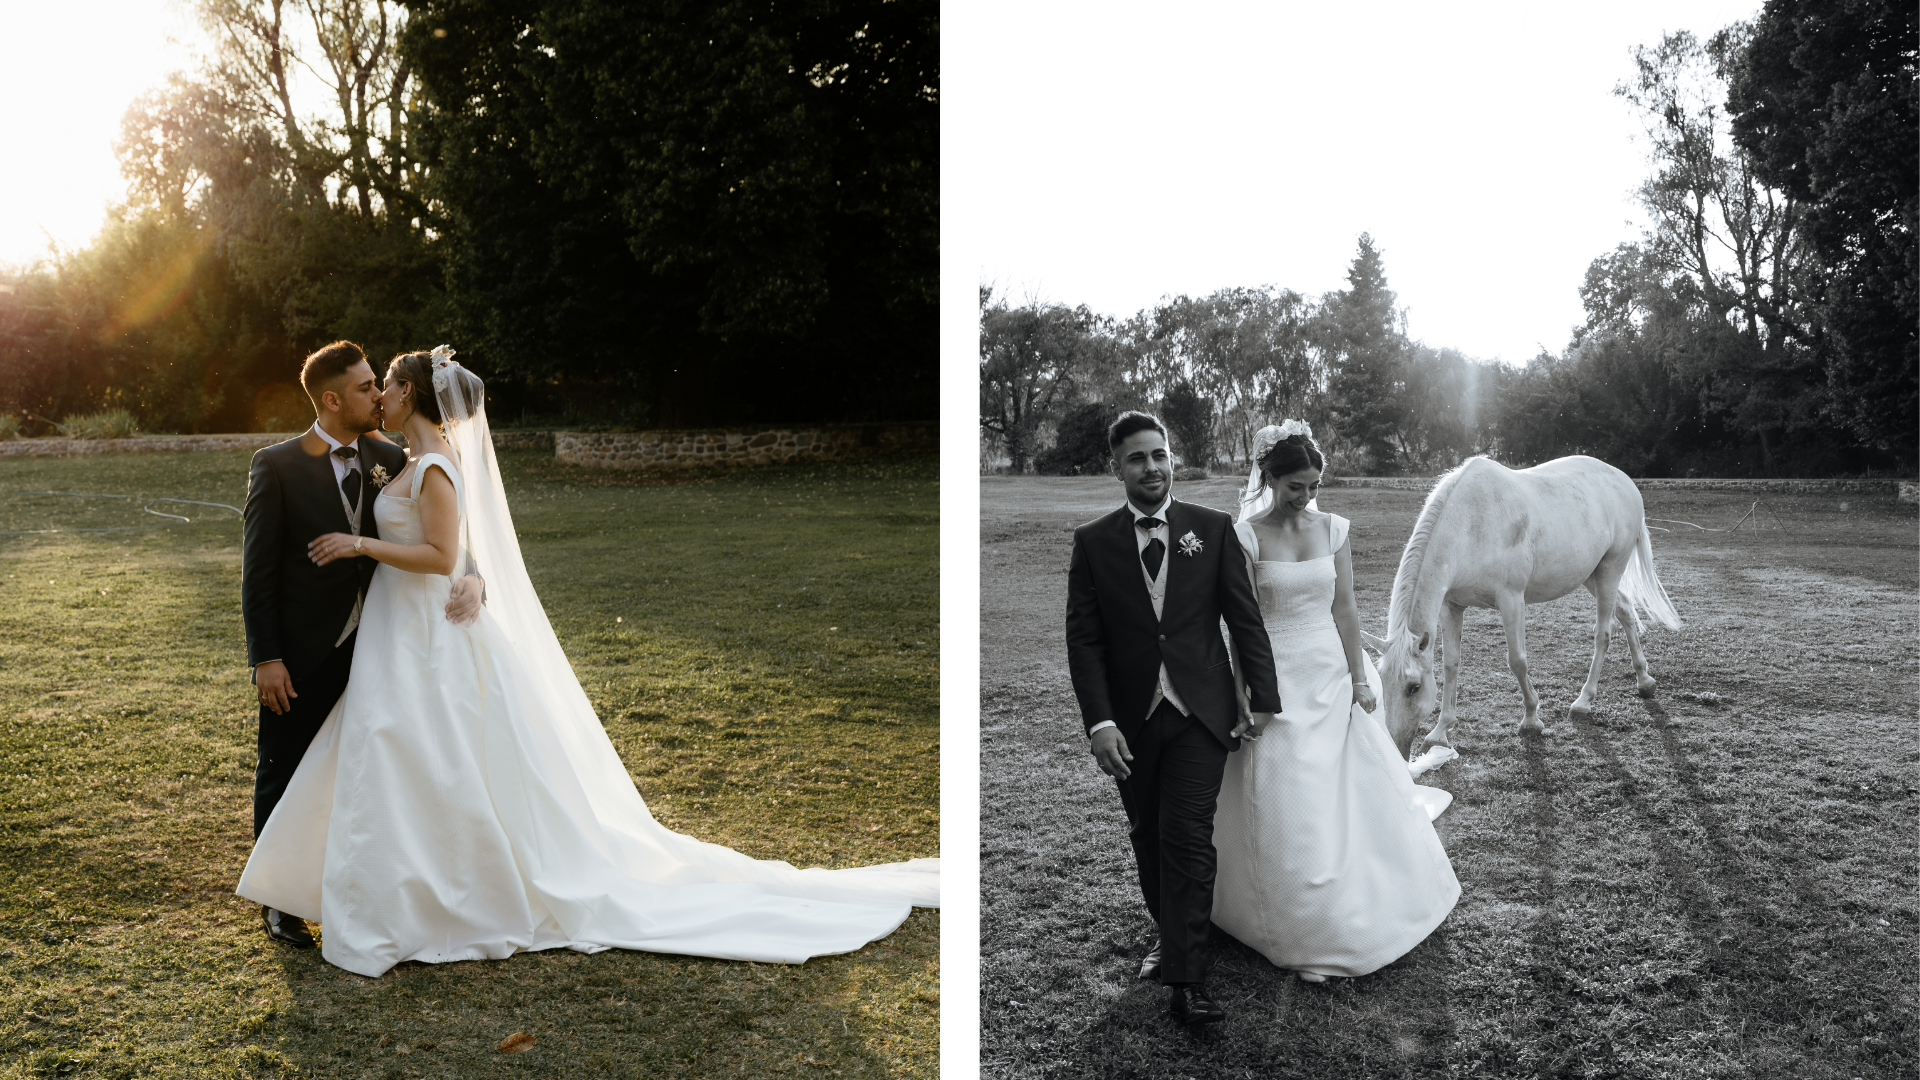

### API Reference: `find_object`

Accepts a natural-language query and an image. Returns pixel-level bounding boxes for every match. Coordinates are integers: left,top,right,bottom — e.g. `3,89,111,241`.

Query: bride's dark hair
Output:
386,351,483,425
386,351,443,424
1257,431,1325,481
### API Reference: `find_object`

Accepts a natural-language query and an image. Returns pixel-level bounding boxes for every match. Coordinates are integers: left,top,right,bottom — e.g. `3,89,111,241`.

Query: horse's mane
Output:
1387,457,1483,635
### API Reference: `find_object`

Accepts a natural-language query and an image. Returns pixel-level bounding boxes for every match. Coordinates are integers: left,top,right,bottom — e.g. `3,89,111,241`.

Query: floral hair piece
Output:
1250,418,1312,462
429,344,458,392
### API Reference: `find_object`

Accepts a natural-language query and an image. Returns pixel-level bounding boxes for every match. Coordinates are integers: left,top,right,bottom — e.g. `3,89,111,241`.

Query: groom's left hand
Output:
445,574,484,624
1232,711,1277,741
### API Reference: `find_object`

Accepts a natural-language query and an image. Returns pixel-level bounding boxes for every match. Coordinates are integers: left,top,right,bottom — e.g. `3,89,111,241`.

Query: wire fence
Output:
0,492,243,537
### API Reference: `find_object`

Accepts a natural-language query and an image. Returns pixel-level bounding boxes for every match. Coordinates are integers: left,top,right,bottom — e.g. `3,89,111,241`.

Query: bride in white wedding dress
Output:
1211,422,1456,981
238,347,938,978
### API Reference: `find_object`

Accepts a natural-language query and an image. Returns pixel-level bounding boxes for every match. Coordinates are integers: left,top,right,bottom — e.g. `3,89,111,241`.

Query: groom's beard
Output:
343,405,383,435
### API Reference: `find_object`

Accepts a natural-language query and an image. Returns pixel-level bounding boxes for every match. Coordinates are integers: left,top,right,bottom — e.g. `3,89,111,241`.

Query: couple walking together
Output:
1066,411,1457,1026
237,341,936,978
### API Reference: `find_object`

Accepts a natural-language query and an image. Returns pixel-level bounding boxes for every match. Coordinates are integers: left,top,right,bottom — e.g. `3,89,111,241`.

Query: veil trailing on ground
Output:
1237,420,1318,524
426,347,938,915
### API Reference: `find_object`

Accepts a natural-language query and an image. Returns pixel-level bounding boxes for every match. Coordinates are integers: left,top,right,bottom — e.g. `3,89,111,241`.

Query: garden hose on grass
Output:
0,491,243,536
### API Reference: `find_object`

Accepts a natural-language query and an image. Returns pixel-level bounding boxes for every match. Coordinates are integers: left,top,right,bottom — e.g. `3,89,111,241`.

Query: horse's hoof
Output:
1568,703,1593,720
1637,681,1658,699
1518,718,1546,736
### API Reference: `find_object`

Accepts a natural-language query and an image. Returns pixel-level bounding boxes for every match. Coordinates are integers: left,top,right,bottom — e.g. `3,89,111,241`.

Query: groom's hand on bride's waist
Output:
444,574,485,625
1090,727,1133,780
254,661,296,715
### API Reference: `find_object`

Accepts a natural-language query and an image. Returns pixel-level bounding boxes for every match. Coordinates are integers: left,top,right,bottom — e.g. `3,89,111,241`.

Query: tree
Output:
1397,346,1496,470
1035,399,1117,476
1727,0,1917,462
979,289,1092,474
1321,233,1411,471
1616,28,1818,471
1159,379,1213,468
403,0,938,424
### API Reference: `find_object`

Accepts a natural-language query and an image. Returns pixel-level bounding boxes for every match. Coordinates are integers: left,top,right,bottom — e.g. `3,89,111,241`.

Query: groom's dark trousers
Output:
1066,498,1281,985
251,635,353,836
242,430,406,837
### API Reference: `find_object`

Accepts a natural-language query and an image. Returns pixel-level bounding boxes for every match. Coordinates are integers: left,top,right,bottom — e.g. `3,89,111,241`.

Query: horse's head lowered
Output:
1363,625,1437,759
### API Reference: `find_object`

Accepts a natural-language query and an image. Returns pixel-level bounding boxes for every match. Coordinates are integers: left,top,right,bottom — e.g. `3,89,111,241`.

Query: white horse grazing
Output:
1361,455,1682,755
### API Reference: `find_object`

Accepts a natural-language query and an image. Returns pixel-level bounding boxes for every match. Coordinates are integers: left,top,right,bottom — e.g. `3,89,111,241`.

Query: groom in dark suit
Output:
241,341,482,946
1065,411,1282,1026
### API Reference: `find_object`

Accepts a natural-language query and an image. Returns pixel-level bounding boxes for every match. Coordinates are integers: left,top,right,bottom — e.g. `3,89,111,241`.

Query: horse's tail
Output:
1619,522,1682,632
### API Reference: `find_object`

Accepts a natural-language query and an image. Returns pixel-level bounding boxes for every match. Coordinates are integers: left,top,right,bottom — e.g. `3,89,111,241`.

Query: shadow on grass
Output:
258,925,930,1079
1050,868,1464,1077
1565,700,1913,1077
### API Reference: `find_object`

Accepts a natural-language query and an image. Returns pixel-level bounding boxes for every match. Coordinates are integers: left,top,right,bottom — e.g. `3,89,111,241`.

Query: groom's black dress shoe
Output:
1167,984,1226,1027
262,906,315,948
1138,940,1162,981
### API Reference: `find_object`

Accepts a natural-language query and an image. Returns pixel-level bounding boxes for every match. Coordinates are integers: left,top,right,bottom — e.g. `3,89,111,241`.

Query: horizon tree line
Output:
981,2,1914,479
0,0,937,436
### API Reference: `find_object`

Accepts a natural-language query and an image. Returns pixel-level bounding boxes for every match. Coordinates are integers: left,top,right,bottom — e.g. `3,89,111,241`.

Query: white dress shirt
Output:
1087,495,1191,738
312,421,363,490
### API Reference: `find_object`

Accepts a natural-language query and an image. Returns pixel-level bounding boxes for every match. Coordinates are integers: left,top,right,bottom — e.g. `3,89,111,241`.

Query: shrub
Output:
1173,465,1209,481
0,415,20,440
1035,400,1117,476
57,410,140,440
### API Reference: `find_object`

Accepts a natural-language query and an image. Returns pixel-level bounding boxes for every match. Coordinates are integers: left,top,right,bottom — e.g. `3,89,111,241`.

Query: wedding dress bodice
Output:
1254,557,1336,635
372,453,462,550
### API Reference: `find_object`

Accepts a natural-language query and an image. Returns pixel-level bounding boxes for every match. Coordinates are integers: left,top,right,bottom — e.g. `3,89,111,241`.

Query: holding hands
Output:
1231,710,1279,741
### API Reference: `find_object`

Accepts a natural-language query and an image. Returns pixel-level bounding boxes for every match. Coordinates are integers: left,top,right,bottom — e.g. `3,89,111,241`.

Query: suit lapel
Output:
1104,506,1156,624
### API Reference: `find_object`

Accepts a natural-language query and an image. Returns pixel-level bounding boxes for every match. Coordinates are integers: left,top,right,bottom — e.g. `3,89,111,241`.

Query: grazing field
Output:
0,449,939,1079
981,474,1916,1080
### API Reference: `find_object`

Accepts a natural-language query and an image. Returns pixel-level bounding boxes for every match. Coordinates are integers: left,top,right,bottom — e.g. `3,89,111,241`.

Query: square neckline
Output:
1252,513,1336,565
380,451,458,504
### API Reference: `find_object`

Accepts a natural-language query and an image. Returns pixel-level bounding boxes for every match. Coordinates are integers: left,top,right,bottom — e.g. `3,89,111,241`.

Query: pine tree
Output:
1321,234,1410,471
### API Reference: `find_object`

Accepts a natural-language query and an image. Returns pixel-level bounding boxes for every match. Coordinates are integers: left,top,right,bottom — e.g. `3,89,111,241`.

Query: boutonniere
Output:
368,464,391,490
1177,531,1203,557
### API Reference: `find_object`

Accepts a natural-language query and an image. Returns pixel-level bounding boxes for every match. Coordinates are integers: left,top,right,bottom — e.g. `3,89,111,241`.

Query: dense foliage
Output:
1728,0,1916,457
983,8,1914,478
405,0,937,424
0,0,936,435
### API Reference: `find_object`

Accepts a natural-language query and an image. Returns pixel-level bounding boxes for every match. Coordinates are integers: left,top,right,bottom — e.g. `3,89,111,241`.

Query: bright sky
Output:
948,0,1765,366
0,2,200,269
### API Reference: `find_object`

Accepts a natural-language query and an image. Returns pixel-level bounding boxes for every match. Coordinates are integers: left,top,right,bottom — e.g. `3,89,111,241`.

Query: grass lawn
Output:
980,474,1916,1079
0,448,939,1079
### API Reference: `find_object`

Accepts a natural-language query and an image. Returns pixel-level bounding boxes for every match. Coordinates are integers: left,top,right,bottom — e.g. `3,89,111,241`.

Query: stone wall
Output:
554,422,935,471
0,433,296,457
1322,475,1914,500
0,429,559,457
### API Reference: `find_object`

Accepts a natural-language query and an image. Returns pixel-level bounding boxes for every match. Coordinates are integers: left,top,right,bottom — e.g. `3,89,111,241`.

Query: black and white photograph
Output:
972,1,1916,1076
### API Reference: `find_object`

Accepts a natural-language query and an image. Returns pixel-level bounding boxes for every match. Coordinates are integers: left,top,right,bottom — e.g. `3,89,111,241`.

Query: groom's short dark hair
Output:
300,341,367,412
1108,410,1168,451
